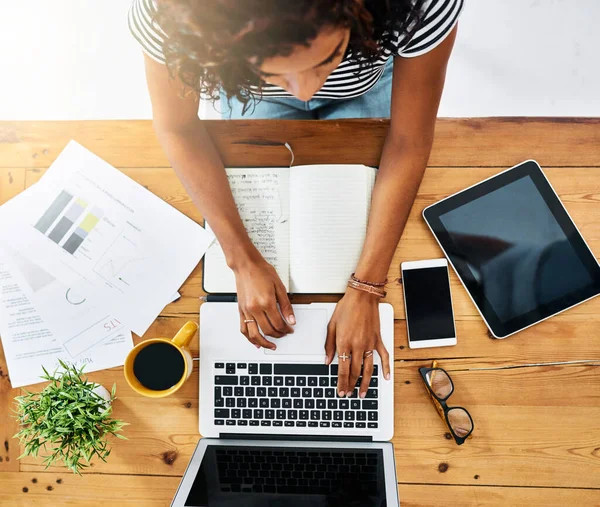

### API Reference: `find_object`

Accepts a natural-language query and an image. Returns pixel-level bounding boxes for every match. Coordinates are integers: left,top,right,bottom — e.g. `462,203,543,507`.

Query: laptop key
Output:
330,365,339,375
257,388,267,397
368,422,378,429
237,363,247,369
216,376,238,385
319,377,329,387
291,388,301,397
270,398,280,408
238,420,248,426
282,399,292,408
274,364,329,375
226,398,235,408
344,422,355,428
251,377,261,385
333,411,343,421
240,376,250,385
300,410,309,420
215,363,224,369
260,364,272,375
370,377,378,387
368,411,378,421
273,421,283,427
249,399,258,408
310,411,320,420
243,409,252,419
305,399,315,409
232,409,241,418
308,422,318,427
276,410,286,419
250,420,259,426
226,363,235,374
226,420,235,426
234,387,243,397
215,419,225,425
215,398,224,407
320,422,330,428
274,376,284,386
316,400,326,409
339,400,349,410
265,410,275,419
236,398,246,408
279,387,290,397
254,409,264,419
249,363,258,374
285,421,294,427
285,377,295,386
260,399,269,408
322,411,332,420
356,422,366,428
357,411,366,421
261,421,271,426
325,389,335,398
297,377,306,386
296,421,307,427
363,400,378,410
262,376,272,386
331,378,338,387
344,411,355,421
302,388,311,397
245,387,255,397
288,410,298,420
308,377,318,386
294,399,303,409
223,386,233,396
366,389,378,399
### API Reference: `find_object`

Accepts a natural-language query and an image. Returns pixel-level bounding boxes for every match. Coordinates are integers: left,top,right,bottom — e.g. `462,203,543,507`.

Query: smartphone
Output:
401,259,457,348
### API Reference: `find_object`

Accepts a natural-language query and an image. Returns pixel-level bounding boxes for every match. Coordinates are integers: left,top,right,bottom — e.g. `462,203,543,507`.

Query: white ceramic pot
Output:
91,384,112,410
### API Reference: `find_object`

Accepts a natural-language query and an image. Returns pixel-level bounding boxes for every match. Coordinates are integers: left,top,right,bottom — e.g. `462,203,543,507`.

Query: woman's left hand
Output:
325,288,391,398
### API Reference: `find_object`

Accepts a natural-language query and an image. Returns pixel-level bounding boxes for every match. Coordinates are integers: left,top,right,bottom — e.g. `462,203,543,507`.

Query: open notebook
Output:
203,165,377,294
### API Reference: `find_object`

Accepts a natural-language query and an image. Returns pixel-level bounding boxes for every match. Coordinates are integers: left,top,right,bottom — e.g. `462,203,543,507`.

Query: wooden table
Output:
1,119,600,506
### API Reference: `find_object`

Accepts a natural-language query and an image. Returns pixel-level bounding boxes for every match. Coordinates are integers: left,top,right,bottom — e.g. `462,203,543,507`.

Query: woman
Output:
129,0,463,397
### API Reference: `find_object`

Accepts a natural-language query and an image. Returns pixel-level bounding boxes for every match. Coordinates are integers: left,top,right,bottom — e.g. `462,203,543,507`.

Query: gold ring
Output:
243,319,256,324
363,351,374,358
339,353,350,361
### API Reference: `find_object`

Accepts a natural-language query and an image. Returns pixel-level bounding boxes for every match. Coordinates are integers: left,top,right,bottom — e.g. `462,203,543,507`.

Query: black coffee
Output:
133,342,185,391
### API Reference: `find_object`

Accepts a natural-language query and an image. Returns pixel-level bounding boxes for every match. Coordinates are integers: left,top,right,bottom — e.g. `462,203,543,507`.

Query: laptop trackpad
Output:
264,308,328,355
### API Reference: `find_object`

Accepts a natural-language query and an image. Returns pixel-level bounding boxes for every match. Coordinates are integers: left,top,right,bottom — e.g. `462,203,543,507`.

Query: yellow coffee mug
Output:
124,321,198,398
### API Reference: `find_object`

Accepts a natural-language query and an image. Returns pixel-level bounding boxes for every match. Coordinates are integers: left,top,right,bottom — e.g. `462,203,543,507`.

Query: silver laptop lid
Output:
171,438,399,507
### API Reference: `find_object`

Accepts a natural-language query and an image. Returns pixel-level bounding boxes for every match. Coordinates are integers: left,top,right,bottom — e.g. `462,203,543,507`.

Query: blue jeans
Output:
221,60,393,119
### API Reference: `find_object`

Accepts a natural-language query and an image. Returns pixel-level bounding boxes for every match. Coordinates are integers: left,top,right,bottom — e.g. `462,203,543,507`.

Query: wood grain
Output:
2,118,600,169
3,472,599,507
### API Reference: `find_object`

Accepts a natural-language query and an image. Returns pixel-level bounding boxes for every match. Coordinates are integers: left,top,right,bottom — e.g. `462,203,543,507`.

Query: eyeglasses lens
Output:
426,369,453,400
448,408,473,438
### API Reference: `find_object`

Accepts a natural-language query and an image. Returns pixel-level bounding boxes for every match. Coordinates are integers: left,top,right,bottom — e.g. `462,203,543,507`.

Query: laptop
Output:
170,302,398,506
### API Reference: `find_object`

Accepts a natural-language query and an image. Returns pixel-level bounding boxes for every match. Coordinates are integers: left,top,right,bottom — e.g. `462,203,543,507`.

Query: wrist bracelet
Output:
347,279,387,298
350,272,387,287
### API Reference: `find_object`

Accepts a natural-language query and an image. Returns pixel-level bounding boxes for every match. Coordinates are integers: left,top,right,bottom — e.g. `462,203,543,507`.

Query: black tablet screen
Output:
438,175,592,323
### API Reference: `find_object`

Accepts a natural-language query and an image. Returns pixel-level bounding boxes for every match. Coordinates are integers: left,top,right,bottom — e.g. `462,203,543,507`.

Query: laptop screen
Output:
184,444,387,507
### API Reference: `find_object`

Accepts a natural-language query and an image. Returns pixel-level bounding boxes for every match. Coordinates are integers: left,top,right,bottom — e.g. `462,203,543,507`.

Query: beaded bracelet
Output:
347,279,387,298
350,272,387,287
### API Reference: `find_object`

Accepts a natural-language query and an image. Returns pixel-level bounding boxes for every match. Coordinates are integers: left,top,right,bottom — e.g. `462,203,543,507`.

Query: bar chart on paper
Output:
34,189,104,255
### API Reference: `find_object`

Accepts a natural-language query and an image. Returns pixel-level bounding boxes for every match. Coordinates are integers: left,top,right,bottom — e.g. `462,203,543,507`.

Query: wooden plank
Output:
2,472,599,507
398,484,600,506
0,168,25,203
0,472,180,506
0,344,21,472
3,118,600,169
392,361,600,489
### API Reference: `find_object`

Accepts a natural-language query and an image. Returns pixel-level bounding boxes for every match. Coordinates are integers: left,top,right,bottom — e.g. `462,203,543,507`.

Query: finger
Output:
347,349,363,398
376,337,391,381
359,352,374,398
246,318,276,350
239,312,250,340
324,320,336,365
265,302,293,337
336,350,351,397
255,311,283,339
274,282,296,327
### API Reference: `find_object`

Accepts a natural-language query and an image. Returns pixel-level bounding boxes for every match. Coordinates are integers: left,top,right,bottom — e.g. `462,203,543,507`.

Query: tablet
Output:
423,160,600,338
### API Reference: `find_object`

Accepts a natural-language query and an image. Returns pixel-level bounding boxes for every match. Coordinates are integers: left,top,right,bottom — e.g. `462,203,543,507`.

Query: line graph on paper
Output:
93,227,147,293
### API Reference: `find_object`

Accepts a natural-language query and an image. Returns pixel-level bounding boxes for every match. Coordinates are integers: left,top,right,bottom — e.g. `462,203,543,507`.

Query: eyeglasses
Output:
418,361,474,445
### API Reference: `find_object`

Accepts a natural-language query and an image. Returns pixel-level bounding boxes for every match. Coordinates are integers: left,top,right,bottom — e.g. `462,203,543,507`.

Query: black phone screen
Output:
403,266,455,341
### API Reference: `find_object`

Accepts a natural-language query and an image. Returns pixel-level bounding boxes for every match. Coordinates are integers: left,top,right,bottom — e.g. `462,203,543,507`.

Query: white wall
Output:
1,0,598,120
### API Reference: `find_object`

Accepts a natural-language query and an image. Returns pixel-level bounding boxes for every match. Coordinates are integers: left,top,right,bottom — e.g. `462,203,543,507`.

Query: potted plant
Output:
13,361,128,475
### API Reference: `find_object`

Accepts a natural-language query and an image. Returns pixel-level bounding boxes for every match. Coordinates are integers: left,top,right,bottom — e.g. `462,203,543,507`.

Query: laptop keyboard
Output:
215,448,380,495
213,362,379,430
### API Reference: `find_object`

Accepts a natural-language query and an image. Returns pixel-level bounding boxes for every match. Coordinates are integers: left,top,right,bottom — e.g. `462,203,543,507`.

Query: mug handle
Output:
172,321,199,348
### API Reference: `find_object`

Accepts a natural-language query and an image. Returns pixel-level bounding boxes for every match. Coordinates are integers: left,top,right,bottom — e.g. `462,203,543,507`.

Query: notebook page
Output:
204,168,290,293
289,165,373,293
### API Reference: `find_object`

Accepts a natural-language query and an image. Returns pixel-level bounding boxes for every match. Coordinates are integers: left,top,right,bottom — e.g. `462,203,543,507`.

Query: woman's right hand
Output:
234,257,295,350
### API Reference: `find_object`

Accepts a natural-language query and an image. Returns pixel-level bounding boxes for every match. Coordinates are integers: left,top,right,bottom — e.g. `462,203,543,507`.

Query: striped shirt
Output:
129,0,464,100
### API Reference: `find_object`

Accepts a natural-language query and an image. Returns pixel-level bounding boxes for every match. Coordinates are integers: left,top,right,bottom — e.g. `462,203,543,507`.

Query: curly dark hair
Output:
154,0,426,108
